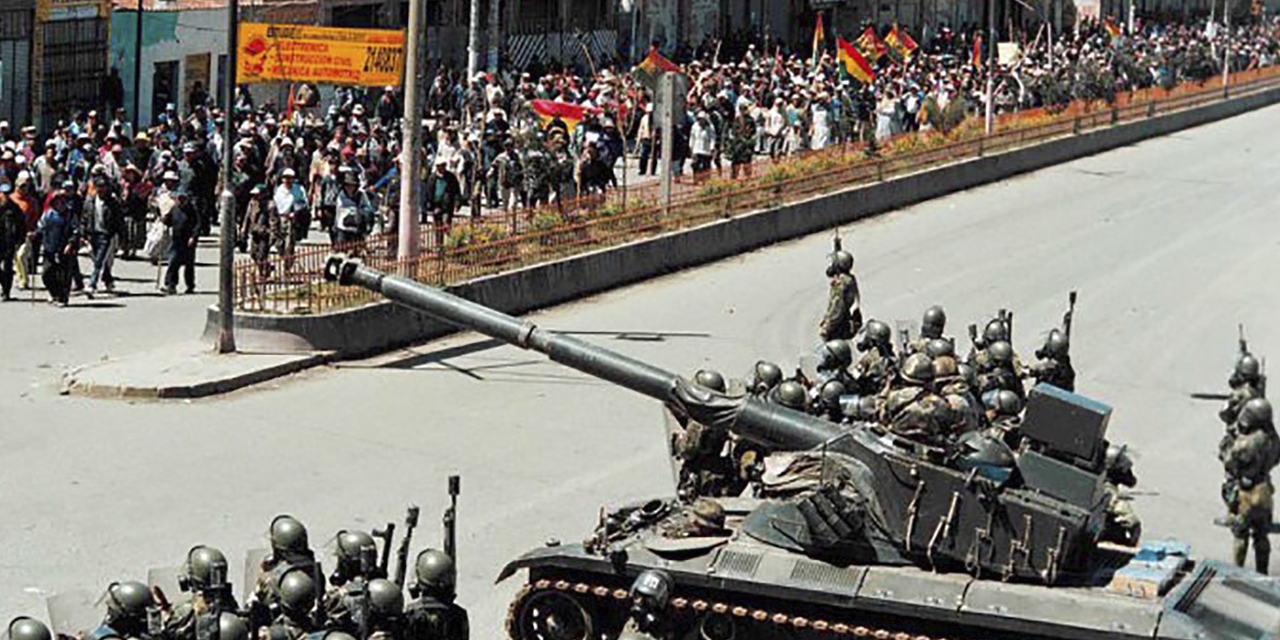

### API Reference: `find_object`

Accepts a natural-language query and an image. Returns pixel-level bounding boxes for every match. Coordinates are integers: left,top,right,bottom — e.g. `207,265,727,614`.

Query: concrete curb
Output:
63,351,333,400
204,80,1280,374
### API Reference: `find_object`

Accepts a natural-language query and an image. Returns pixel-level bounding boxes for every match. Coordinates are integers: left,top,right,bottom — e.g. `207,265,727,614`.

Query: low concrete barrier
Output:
206,83,1280,357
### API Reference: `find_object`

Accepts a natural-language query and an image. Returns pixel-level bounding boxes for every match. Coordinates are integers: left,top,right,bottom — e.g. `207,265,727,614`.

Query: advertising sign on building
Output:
1076,0,1102,21
36,0,109,22
236,23,406,87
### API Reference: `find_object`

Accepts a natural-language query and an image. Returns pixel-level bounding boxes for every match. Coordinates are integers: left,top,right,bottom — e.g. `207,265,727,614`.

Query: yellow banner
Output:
236,23,406,87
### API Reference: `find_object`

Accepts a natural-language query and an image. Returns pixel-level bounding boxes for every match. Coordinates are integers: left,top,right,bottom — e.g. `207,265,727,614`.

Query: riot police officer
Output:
1220,398,1280,573
618,570,674,640
934,354,981,434
1101,444,1142,546
770,380,809,412
6,618,51,640
404,550,469,640
323,530,384,634
263,569,318,640
1029,329,1075,392
818,245,861,341
975,341,1026,401
882,354,953,446
250,515,322,629
1220,353,1266,452
163,546,240,640
364,580,405,640
95,581,157,640
983,389,1024,448
908,306,948,354
747,361,783,397
813,340,856,390
852,320,896,396
812,378,848,422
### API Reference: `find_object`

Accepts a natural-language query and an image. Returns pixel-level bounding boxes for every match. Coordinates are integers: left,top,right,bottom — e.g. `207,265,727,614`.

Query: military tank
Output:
324,256,1280,640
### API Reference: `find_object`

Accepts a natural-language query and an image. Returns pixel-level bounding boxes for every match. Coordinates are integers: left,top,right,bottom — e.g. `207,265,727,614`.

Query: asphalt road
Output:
2,102,1279,632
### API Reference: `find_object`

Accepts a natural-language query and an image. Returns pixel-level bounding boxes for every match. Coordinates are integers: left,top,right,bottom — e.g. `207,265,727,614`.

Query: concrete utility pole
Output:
985,0,996,135
487,0,500,72
467,0,481,80
658,74,675,214
399,0,426,260
133,0,143,131
1222,0,1231,94
216,0,238,354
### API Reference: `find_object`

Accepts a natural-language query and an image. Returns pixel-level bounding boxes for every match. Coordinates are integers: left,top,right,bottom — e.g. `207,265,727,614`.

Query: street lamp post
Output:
216,0,238,354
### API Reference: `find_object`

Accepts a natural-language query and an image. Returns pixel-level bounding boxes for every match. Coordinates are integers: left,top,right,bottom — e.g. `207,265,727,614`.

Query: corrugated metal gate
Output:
0,8,32,127
39,16,109,127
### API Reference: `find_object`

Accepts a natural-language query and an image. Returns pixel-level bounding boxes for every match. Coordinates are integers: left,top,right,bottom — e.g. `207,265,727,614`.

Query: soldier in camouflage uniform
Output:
404,550,469,640
1220,353,1266,456
983,389,1024,448
321,530,383,634
818,245,861,341
933,352,981,435
747,360,784,397
908,306,948,355
261,569,317,640
671,370,746,500
1028,329,1075,392
852,320,896,396
93,582,157,640
1101,444,1142,546
1220,398,1280,573
520,138,552,208
882,353,953,446
161,546,240,640
248,515,322,631
974,341,1026,402
660,498,729,538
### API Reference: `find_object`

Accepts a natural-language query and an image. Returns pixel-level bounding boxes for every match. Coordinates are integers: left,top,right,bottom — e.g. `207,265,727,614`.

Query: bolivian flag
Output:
885,24,919,61
812,12,826,69
836,38,876,85
972,34,983,70
532,100,602,134
634,46,683,92
856,27,887,61
1103,17,1122,38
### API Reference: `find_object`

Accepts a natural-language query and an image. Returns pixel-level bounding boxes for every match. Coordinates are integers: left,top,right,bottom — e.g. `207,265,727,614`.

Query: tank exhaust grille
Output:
789,560,862,592
714,550,764,578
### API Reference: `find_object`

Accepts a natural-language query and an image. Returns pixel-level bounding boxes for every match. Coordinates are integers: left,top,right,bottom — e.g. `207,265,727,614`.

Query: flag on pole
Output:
531,100,603,133
836,38,876,85
972,34,983,70
856,27,887,61
885,24,919,61
285,84,297,121
633,46,683,91
1103,17,1122,38
812,12,826,69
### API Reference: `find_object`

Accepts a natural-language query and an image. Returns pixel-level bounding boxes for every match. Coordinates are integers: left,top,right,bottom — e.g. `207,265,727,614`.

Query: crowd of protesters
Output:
0,13,1277,305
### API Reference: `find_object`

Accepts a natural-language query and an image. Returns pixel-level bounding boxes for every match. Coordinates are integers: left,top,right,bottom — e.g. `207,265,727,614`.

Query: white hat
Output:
282,168,297,178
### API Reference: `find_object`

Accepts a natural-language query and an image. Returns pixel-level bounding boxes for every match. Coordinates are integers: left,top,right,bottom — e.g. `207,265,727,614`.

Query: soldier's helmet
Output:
6,619,51,640
1037,329,1069,360
751,361,783,393
216,613,249,640
629,570,673,610
412,549,456,598
773,381,808,410
104,582,154,620
183,545,230,589
335,530,378,573
900,354,935,385
858,320,891,351
1105,443,1137,487
988,341,1014,366
366,579,404,617
957,363,978,389
826,249,854,276
689,498,727,532
819,340,854,370
818,379,847,410
983,319,1010,345
925,338,954,359
1235,353,1262,383
694,369,727,393
953,431,1016,482
277,569,316,613
987,389,1023,417
269,515,309,553
932,355,959,380
921,305,947,339
1239,398,1274,431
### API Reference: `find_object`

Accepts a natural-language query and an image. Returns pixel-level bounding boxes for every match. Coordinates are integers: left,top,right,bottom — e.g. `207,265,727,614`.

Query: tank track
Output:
505,576,969,640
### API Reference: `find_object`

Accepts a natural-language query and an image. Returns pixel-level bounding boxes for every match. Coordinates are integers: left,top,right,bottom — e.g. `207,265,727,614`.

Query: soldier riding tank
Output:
325,256,1280,640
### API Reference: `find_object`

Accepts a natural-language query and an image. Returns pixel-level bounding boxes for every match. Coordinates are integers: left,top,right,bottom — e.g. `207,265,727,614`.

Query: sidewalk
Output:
62,342,332,399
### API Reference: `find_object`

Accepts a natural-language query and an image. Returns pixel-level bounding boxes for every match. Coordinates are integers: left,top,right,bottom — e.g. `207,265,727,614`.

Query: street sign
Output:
236,23,407,87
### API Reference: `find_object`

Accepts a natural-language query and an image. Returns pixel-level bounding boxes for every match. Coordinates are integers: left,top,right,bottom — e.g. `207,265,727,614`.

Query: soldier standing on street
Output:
1220,398,1280,574
404,550,469,640
818,240,861,342
1029,329,1075,392
1220,353,1266,452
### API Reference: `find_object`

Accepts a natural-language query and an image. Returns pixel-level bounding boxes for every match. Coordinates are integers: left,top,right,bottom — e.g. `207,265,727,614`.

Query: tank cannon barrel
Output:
324,256,839,450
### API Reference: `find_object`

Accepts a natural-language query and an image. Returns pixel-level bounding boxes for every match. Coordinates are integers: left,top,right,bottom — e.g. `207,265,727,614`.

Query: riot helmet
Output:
953,431,1016,483
1239,398,1274,432
6,619,51,640
826,249,854,277
629,570,673,612
694,369,727,393
269,515,309,554
334,530,379,581
920,306,947,339
104,581,154,621
1233,353,1261,385
932,355,959,380
819,340,853,370
817,379,847,411
277,569,316,614
925,338,954,359
750,361,783,394
773,381,808,410
900,354,935,385
957,363,978,389
411,549,456,599
1036,329,1069,360
988,341,1014,366
983,319,1010,345
183,545,229,590
986,389,1022,417
1105,443,1137,488
366,579,404,617
215,613,248,640
857,320,891,352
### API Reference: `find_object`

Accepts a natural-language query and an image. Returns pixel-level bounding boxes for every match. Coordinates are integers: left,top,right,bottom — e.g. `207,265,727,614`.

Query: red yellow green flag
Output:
972,34,983,70
856,27,887,61
812,12,825,68
1104,17,1122,38
836,38,876,85
885,24,919,61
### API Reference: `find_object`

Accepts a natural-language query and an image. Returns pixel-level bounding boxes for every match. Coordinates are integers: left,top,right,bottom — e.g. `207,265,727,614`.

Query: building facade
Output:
0,0,113,132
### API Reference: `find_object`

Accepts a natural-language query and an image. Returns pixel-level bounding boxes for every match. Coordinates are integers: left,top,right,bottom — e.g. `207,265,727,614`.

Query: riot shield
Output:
45,590,100,640
147,565,190,610
241,548,270,604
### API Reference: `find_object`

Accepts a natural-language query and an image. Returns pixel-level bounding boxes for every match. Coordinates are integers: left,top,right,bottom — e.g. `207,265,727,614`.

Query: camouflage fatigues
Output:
404,597,469,640
882,386,953,445
819,273,862,341
1221,424,1280,572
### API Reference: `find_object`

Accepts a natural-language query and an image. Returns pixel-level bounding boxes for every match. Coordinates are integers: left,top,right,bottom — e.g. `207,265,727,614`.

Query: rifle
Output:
371,522,395,579
1064,290,1077,340
392,505,420,588
443,475,461,564
1239,323,1249,356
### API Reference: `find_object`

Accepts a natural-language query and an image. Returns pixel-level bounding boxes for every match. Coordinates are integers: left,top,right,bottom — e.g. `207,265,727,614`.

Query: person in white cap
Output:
273,167,309,261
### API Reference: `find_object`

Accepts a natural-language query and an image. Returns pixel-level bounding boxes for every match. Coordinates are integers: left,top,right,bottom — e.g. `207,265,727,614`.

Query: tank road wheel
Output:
507,586,597,640
696,612,736,640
